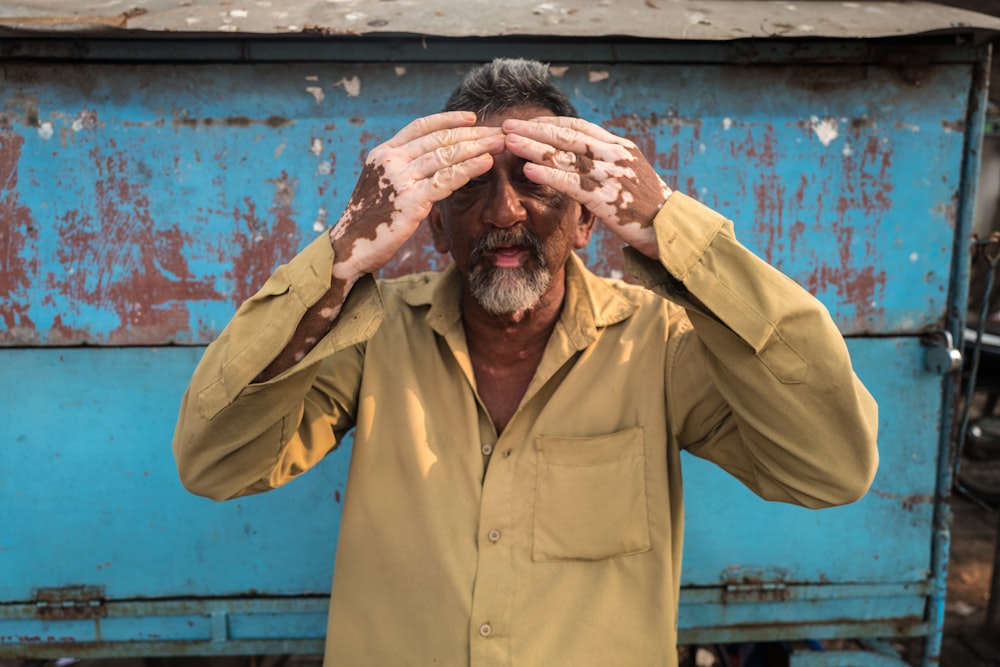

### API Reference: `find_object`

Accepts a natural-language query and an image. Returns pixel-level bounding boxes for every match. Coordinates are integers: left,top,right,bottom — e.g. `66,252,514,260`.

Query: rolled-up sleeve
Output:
172,233,384,501
628,192,879,508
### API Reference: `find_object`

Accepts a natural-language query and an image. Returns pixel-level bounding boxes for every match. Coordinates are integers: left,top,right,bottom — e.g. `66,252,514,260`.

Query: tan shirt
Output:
173,192,879,666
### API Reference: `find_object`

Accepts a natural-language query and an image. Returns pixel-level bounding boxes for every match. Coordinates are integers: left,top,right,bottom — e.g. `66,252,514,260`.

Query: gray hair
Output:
443,58,578,118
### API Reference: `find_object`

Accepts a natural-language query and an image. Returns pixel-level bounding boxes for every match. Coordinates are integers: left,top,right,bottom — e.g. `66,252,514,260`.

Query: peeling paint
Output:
336,75,362,97
588,70,610,83
47,134,223,344
810,115,839,146
0,132,40,343
225,172,302,306
306,86,324,105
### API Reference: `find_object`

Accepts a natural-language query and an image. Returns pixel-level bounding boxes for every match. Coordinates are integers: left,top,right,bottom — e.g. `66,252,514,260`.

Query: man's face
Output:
430,106,594,315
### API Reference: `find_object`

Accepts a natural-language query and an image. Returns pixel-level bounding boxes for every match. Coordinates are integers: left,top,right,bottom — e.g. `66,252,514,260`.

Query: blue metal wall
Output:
0,40,986,660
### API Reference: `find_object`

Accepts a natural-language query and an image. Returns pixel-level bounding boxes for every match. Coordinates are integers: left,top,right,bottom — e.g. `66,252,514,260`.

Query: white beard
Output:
468,263,552,315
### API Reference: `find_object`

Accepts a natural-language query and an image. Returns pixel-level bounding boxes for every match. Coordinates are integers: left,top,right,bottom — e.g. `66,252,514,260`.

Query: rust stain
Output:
225,171,303,306
748,126,785,265
171,115,293,129
868,488,934,511
0,132,40,344
804,132,890,322
0,93,40,130
48,133,222,344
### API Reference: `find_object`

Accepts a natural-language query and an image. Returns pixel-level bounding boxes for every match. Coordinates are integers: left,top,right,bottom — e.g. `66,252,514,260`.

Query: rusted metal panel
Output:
0,40,987,664
0,337,939,652
0,59,971,344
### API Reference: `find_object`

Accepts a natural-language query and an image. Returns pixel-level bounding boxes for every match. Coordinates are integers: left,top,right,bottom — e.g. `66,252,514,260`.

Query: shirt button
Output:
482,444,493,456
479,623,492,638
488,529,501,543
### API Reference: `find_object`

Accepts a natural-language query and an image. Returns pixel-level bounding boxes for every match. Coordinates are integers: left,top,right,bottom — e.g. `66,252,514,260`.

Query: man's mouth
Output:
487,244,529,268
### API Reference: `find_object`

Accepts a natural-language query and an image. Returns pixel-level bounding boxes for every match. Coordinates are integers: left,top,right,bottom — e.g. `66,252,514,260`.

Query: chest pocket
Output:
532,427,651,561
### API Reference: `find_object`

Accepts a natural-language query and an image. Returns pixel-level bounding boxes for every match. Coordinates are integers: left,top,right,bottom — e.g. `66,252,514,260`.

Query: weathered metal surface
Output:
34,585,107,620
1,0,999,40
0,40,986,663
0,59,972,344
0,336,942,654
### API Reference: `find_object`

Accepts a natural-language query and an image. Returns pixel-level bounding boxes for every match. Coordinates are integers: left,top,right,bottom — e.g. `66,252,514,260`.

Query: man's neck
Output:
461,268,567,433
461,268,566,358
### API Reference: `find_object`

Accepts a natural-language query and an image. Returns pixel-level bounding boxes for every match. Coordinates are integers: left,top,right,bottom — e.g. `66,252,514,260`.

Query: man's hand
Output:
502,116,672,259
330,111,506,282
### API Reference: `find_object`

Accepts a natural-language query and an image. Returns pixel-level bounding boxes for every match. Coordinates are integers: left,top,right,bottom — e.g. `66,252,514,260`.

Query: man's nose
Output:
484,179,526,228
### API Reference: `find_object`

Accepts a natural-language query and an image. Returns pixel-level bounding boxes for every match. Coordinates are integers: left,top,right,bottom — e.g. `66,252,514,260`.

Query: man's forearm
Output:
253,274,353,383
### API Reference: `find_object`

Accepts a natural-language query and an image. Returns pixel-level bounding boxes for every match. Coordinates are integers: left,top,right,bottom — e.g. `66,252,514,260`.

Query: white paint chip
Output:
548,66,569,77
229,9,249,17
274,141,286,158
337,76,362,97
318,161,333,175
809,116,839,147
185,16,200,25
310,137,324,156
842,143,853,157
909,252,919,262
38,122,54,140
588,70,610,83
305,75,319,81
394,66,407,77
313,207,328,232
722,117,733,130
306,86,325,105
218,24,238,31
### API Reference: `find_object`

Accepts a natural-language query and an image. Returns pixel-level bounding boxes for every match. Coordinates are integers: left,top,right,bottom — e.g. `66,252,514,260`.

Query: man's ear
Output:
428,204,451,254
573,207,597,249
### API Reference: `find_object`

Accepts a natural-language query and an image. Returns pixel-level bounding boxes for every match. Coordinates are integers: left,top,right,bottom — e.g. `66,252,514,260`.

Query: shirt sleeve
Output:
172,233,385,501
626,192,879,509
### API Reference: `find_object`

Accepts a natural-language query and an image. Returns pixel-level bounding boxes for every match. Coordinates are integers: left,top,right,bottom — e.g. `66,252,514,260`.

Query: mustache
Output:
470,227,546,267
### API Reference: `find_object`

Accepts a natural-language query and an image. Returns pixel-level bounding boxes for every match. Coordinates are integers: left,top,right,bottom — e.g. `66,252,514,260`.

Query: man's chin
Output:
468,266,551,316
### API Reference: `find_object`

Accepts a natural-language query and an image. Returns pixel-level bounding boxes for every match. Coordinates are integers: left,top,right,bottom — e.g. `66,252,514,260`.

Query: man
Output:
173,58,878,665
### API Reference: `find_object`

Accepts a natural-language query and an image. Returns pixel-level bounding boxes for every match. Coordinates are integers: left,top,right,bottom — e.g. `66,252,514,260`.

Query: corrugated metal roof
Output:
1,0,999,40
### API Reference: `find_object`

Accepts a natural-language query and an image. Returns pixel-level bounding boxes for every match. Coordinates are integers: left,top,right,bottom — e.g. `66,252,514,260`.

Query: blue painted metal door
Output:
0,42,984,659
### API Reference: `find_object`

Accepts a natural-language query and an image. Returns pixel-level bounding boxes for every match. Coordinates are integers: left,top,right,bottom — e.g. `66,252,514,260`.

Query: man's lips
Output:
486,245,528,268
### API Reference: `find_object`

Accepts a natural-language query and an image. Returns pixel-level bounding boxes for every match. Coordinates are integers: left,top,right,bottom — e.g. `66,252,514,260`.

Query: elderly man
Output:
173,58,878,666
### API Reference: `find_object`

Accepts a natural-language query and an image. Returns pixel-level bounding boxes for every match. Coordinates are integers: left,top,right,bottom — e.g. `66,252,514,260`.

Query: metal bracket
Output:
33,585,107,620
922,330,963,375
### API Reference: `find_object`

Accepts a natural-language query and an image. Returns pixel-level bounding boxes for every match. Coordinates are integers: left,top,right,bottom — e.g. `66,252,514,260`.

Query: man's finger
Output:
503,118,632,164
525,115,634,147
396,125,503,162
384,111,479,148
421,153,497,203
407,133,505,179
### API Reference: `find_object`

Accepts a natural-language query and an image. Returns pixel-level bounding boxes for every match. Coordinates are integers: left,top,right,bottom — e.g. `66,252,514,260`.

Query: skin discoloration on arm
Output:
503,116,673,259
